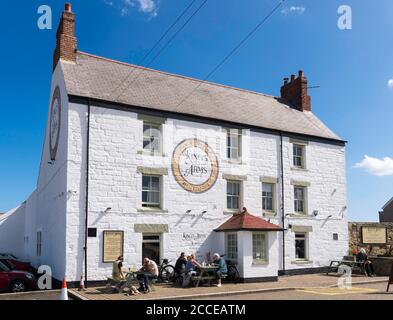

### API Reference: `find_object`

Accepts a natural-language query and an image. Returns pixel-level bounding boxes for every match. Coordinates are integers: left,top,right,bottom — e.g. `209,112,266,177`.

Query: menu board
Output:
103,231,124,263
361,227,387,244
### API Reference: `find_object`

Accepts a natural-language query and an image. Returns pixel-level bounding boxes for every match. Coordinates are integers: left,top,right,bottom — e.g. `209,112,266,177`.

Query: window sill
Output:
290,166,308,172
224,210,240,215
263,210,277,217
291,260,313,265
223,158,243,165
286,213,310,218
137,150,167,157
137,208,168,214
252,260,269,266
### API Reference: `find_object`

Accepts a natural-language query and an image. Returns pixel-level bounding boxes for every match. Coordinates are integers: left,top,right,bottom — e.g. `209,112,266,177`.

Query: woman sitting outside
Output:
182,254,202,287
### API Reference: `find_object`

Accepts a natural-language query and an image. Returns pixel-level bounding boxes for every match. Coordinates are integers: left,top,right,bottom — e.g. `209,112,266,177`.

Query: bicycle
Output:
158,258,176,282
220,254,240,284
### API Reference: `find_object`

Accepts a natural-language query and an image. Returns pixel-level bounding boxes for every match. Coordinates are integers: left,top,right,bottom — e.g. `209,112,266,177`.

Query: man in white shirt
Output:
137,257,159,292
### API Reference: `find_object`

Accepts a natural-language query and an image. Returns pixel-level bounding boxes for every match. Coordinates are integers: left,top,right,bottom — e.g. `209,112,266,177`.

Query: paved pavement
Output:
69,274,389,301
0,290,65,300
197,282,393,300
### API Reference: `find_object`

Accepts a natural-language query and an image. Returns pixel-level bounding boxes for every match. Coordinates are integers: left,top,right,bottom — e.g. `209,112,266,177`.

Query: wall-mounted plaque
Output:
103,231,124,263
361,227,387,244
172,139,219,193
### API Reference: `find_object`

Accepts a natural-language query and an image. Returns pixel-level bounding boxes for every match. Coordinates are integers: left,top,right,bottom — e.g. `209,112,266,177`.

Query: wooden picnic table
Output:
192,265,219,288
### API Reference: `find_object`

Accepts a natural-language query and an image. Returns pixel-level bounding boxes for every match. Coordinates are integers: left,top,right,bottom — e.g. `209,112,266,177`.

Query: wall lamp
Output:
103,207,112,214
201,211,207,214
313,210,319,217
186,210,192,214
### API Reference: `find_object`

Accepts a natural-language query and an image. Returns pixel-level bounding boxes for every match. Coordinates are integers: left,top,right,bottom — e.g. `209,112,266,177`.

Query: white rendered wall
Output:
0,204,26,258
65,103,347,281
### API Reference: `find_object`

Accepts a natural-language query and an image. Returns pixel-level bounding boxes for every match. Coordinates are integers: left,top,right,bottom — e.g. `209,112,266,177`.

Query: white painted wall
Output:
0,204,26,258
65,103,347,281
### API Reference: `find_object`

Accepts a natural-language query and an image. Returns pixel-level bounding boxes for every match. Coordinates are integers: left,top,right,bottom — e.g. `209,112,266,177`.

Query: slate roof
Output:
214,209,283,232
61,52,343,142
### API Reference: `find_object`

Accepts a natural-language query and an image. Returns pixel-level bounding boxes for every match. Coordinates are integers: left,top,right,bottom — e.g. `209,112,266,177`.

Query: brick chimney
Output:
53,3,77,71
280,70,311,111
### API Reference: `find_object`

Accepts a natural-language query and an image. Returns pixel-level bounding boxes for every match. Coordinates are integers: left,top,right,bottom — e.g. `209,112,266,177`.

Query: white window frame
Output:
225,233,238,262
292,144,305,169
294,185,307,215
226,128,242,161
262,182,275,213
226,180,242,211
295,232,308,261
142,121,162,154
142,175,162,209
252,232,268,263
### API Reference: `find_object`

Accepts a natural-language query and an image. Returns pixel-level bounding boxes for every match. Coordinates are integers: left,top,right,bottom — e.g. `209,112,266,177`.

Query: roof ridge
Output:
77,51,279,100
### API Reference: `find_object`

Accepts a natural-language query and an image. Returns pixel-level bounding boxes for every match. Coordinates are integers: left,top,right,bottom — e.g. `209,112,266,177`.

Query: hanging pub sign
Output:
102,230,124,263
361,226,387,244
172,139,219,193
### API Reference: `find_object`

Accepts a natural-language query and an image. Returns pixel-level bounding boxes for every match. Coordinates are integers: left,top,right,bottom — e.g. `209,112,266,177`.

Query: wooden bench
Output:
327,256,366,276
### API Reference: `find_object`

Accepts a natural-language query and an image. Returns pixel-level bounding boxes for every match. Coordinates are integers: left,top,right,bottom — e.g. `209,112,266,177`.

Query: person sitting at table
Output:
174,252,187,275
182,254,202,287
212,253,227,287
112,255,125,281
137,258,159,293
356,248,376,277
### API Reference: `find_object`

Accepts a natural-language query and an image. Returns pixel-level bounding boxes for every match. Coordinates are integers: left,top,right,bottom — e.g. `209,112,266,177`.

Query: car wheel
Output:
10,280,27,293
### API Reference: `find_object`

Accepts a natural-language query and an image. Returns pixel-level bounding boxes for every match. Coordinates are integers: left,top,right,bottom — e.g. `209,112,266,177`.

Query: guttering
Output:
84,99,91,287
280,132,286,274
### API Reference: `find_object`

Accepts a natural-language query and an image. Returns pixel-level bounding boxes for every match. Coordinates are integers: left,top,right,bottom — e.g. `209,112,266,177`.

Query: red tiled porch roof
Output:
214,208,284,232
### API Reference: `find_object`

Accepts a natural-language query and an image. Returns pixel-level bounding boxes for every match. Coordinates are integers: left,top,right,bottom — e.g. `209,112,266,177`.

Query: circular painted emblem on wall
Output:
49,86,61,161
172,139,219,193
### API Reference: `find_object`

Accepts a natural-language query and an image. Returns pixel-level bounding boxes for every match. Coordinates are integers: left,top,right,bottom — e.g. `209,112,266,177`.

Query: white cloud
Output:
281,6,306,15
388,78,393,88
354,155,393,176
104,0,159,18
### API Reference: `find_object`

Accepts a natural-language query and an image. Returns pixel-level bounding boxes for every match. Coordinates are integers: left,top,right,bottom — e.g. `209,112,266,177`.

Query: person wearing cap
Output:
212,253,227,287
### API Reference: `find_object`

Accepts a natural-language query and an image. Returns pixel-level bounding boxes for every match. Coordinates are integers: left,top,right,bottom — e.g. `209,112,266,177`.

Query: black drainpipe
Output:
84,99,91,287
280,132,286,274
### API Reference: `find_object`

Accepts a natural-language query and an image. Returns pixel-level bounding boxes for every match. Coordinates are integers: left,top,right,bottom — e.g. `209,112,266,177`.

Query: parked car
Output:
0,254,35,273
0,261,37,293
0,253,18,259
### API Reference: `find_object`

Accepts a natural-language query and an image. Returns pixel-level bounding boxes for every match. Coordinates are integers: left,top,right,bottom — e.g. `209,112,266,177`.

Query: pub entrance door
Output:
142,234,161,264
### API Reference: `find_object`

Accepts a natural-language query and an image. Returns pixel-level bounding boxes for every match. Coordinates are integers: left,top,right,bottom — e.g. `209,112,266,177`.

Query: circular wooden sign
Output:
172,139,219,193
49,86,61,161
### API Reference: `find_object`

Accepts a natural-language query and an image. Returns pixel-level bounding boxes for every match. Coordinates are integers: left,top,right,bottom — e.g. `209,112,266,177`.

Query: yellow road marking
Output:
297,287,378,296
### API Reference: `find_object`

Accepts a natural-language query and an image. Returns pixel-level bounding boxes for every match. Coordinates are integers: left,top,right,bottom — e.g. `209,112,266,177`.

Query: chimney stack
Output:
53,3,77,72
280,70,311,112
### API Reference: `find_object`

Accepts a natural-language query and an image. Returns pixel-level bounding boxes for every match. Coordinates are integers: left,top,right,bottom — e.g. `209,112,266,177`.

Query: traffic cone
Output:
78,276,86,291
60,278,68,300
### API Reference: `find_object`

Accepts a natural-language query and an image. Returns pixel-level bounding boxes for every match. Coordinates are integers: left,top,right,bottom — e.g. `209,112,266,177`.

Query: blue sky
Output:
0,0,392,221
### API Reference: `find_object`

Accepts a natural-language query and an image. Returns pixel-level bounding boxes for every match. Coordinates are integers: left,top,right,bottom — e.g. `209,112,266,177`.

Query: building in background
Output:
379,198,393,223
0,4,348,284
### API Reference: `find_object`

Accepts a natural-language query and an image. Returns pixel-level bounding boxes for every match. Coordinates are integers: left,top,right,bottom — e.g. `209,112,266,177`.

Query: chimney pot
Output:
280,70,311,112
65,3,72,12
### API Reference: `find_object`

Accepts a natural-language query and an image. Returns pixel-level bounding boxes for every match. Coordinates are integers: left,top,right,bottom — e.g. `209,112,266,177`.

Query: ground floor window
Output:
142,234,161,264
295,232,307,260
226,233,238,262
252,232,267,262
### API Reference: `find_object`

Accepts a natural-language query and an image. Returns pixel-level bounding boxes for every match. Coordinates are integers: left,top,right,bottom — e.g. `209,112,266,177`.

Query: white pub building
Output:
0,4,348,284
